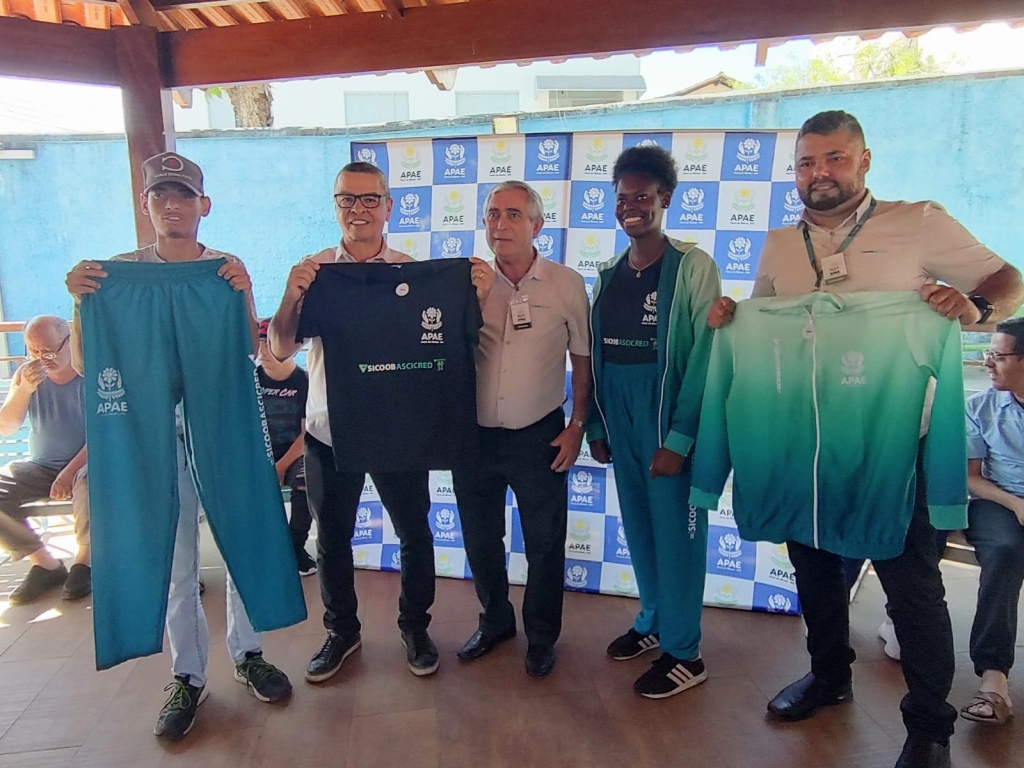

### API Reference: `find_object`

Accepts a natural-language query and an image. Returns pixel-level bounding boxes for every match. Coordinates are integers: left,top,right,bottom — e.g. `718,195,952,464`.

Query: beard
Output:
798,180,861,212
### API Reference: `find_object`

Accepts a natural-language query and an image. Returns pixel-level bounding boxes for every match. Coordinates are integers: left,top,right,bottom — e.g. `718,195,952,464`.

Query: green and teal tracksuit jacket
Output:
586,239,722,456
688,291,968,560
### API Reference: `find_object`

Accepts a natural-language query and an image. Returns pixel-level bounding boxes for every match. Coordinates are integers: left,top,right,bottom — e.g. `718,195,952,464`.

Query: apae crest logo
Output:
642,291,657,326
421,307,444,344
535,233,555,259
538,138,560,163
728,237,752,261
565,564,589,589
841,351,866,386
571,470,594,495
440,236,463,259
737,138,761,163
680,187,705,212
97,367,128,414
399,193,420,217
766,593,793,613
357,147,377,165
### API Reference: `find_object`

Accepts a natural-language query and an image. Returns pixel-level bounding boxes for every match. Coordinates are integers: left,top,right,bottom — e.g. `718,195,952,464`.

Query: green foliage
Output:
756,37,961,89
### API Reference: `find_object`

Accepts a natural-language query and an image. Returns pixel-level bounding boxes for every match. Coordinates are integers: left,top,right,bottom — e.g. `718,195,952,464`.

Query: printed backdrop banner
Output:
350,130,802,615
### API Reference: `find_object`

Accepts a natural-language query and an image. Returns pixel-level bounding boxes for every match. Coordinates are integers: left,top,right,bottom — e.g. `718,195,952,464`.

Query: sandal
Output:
960,691,1013,725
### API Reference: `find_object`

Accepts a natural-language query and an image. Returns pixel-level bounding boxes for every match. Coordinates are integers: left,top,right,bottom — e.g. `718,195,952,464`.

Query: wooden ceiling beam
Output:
377,0,402,19
197,2,235,23
83,3,111,27
309,0,344,16
31,0,60,22
161,0,1024,88
233,1,272,22
167,5,204,26
0,14,119,84
116,0,168,28
271,0,305,19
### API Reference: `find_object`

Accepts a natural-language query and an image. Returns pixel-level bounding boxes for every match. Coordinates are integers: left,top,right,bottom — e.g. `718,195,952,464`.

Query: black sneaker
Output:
607,628,660,661
295,548,317,577
633,653,708,699
61,563,92,601
306,631,361,683
9,563,68,606
153,675,208,740
401,631,439,676
234,652,292,702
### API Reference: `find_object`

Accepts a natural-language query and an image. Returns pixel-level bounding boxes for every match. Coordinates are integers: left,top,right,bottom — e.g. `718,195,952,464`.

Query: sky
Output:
1,22,1022,134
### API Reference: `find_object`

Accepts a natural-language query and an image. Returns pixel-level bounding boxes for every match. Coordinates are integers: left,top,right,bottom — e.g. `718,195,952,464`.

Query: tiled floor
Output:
0,537,1021,768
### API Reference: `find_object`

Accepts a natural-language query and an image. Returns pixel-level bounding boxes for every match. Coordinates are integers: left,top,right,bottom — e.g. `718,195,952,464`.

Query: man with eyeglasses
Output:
0,315,91,605
269,162,494,683
956,317,1024,727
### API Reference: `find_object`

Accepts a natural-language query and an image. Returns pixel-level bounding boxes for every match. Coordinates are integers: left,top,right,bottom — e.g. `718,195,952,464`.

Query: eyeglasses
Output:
31,335,69,361
334,193,387,209
982,350,1023,362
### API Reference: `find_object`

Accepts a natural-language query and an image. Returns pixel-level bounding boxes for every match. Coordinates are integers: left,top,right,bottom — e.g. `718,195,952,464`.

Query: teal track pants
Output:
601,363,707,660
81,259,306,670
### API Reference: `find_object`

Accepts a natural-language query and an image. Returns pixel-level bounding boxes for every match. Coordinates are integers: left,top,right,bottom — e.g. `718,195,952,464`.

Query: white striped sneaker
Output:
606,629,660,661
633,653,707,699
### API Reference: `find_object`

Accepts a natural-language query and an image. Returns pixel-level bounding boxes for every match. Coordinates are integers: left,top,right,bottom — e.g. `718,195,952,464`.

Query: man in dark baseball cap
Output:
142,151,204,196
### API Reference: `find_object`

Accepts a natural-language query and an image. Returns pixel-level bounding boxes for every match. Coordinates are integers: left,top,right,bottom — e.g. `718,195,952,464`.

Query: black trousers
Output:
964,498,1024,678
453,409,568,647
787,445,958,743
304,434,434,634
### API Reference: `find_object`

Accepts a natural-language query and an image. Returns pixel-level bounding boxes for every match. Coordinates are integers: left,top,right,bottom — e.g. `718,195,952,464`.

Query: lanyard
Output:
801,198,876,289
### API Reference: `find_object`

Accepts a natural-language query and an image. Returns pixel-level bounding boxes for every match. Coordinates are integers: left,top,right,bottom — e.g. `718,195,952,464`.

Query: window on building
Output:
454,91,520,117
548,90,627,109
343,92,410,126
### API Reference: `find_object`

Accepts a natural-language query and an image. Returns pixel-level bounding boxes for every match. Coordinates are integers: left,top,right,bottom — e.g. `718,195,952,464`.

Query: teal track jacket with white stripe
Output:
689,291,968,560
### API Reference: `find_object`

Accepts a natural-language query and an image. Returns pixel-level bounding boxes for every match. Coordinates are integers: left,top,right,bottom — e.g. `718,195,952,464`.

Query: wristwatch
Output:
570,418,586,430
968,295,995,324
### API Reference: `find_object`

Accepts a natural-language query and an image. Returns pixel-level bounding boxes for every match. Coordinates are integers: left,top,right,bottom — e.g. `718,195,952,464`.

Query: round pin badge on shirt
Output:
396,282,409,297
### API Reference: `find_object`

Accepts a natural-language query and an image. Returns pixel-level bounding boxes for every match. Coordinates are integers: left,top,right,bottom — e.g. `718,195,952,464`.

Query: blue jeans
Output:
167,436,261,687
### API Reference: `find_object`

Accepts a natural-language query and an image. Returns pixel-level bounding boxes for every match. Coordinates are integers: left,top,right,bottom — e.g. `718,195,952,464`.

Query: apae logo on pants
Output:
96,367,128,415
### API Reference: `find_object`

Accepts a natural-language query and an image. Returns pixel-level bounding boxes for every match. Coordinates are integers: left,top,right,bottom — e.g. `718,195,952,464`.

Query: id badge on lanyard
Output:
510,295,532,330
802,198,876,289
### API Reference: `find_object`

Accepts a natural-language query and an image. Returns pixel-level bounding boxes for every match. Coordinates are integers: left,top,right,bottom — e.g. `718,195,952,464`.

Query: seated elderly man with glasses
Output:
0,315,91,605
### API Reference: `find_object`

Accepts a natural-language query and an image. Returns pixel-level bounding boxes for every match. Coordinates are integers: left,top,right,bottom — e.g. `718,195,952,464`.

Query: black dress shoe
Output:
894,733,950,768
767,672,853,721
457,627,516,661
525,644,556,677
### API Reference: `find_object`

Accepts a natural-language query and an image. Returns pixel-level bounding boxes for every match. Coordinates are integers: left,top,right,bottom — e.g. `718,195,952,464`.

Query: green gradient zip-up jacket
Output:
586,239,721,458
688,291,967,560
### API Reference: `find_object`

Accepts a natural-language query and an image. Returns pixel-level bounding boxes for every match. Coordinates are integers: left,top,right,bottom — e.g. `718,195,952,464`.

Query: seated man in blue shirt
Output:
961,316,1024,726
0,315,90,605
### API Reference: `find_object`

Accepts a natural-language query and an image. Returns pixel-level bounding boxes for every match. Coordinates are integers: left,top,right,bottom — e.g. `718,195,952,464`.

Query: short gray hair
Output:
335,162,390,197
483,180,544,223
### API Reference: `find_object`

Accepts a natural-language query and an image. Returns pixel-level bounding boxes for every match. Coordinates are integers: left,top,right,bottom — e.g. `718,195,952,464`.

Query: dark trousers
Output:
304,434,434,634
453,409,568,647
282,457,312,551
787,446,957,743
965,498,1024,678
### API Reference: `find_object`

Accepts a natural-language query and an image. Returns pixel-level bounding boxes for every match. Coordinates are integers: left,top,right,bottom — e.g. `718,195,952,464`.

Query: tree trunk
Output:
225,84,273,128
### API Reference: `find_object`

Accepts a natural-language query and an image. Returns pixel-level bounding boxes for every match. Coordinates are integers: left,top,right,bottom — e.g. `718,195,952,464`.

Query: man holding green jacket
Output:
587,145,721,699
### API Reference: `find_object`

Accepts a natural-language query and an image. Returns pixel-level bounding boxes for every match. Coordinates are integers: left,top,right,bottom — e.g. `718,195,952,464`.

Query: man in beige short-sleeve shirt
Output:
707,110,1024,768
453,180,591,679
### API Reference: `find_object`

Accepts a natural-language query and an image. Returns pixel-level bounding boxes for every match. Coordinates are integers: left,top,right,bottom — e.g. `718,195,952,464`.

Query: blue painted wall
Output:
1,71,1021,331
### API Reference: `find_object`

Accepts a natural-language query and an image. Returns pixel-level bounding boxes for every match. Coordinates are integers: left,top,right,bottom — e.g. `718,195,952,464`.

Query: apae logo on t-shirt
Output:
421,307,444,344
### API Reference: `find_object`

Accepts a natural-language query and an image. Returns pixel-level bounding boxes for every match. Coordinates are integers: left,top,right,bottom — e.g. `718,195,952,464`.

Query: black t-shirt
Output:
599,256,662,364
296,259,481,473
257,365,308,460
